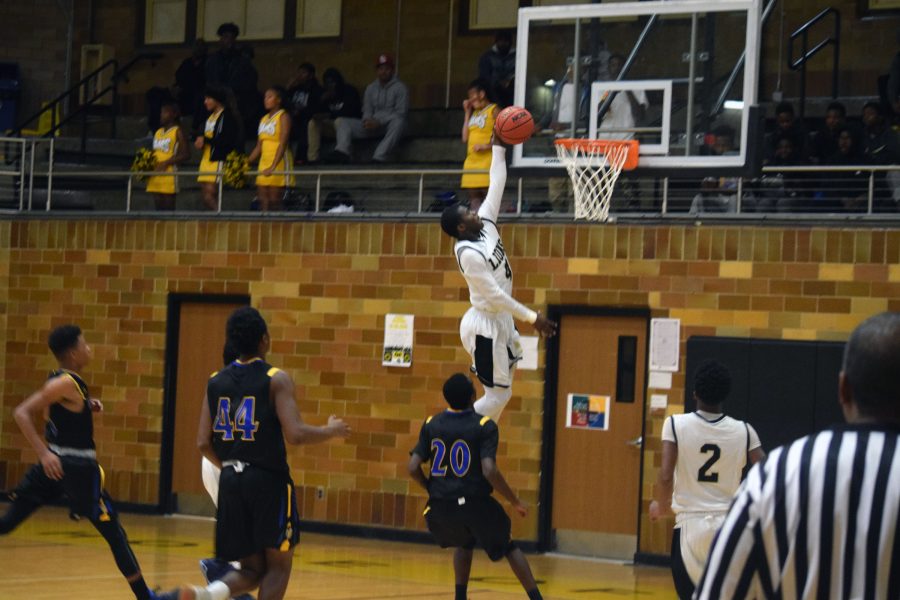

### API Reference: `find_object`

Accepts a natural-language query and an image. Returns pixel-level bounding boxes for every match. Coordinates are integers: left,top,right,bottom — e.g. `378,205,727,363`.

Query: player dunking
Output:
649,360,766,600
440,138,557,421
160,307,350,600
0,325,161,600
408,373,545,600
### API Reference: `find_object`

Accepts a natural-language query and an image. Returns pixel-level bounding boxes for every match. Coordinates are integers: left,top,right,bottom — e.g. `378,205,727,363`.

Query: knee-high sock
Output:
474,385,513,421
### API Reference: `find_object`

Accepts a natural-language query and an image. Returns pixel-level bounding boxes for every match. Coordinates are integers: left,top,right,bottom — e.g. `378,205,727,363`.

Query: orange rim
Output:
554,138,640,171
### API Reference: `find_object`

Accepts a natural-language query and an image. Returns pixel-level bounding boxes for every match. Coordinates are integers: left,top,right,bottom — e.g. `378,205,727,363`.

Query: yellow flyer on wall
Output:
382,313,414,367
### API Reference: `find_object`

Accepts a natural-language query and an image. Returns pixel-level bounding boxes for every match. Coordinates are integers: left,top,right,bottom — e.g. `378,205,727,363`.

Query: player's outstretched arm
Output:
407,454,429,492
13,377,79,480
196,394,222,469
272,370,351,444
649,440,677,521
477,142,507,223
482,457,527,517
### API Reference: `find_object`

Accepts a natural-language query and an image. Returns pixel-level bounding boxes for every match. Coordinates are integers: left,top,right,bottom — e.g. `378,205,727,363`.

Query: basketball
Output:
494,106,534,145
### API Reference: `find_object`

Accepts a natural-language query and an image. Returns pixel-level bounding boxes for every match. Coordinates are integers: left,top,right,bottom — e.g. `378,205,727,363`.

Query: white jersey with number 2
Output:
662,412,761,523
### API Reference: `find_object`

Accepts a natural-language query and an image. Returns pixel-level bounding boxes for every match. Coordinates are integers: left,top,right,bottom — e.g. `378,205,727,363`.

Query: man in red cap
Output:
328,52,408,163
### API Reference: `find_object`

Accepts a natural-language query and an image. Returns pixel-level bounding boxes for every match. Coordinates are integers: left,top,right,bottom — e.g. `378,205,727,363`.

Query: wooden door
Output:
550,314,647,559
171,301,246,514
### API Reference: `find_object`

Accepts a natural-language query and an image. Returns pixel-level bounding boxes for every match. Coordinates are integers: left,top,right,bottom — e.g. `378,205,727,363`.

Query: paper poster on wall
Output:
566,394,610,430
382,314,414,367
518,336,539,370
649,318,680,372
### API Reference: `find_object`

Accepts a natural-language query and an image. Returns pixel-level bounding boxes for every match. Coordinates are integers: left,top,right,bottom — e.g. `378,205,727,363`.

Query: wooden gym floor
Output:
0,504,675,599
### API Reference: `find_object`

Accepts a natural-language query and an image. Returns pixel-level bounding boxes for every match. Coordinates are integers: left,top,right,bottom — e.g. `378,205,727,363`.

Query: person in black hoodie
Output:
309,67,362,163
285,63,322,165
195,86,242,210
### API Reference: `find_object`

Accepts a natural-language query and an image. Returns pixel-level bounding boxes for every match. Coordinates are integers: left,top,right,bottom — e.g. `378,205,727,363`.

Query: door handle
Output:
625,435,643,447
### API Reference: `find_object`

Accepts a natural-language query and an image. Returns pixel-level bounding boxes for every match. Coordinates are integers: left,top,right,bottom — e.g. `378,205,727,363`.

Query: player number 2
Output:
697,443,721,482
430,439,472,477
213,396,259,441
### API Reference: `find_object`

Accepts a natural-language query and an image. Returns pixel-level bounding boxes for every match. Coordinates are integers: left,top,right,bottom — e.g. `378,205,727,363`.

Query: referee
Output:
695,312,900,599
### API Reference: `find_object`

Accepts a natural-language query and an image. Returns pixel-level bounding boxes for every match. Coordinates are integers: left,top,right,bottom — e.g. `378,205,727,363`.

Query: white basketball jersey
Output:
663,412,760,522
454,219,513,309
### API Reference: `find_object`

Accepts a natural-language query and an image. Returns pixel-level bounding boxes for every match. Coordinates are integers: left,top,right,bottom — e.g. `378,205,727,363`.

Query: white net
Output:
554,141,634,222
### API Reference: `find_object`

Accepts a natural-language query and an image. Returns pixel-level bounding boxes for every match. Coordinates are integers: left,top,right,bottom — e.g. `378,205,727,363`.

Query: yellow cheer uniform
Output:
256,109,295,188
146,126,180,194
461,103,496,189
198,109,224,183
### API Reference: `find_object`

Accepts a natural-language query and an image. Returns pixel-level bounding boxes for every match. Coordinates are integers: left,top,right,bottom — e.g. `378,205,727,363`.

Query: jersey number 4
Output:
430,439,472,477
213,396,259,441
697,443,721,482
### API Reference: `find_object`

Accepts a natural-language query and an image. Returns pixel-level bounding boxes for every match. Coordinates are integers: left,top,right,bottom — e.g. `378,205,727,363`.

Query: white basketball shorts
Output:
677,512,726,584
460,307,522,388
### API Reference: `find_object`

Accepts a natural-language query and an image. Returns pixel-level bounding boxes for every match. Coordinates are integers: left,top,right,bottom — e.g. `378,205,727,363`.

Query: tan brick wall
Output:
0,220,898,552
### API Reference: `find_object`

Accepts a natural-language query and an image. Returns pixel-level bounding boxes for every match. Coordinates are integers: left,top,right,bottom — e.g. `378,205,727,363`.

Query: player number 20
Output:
430,439,472,477
213,396,259,441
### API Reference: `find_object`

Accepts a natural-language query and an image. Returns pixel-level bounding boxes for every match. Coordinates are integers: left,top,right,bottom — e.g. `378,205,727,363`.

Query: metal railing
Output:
3,136,899,219
788,7,840,118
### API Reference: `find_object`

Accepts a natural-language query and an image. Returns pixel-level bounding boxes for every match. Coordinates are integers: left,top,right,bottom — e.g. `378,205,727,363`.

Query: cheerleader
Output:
146,101,189,210
195,86,241,210
247,86,294,211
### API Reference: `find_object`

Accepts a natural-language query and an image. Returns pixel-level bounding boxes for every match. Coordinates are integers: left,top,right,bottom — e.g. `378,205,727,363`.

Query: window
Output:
145,0,187,44
295,0,342,38
197,0,285,41
467,0,519,30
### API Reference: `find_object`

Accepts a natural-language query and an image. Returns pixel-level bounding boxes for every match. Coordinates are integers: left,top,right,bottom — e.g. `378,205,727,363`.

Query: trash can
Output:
0,63,22,133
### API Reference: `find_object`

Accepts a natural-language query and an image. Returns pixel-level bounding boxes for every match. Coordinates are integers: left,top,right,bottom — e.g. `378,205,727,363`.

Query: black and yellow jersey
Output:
45,369,94,450
207,358,288,474
411,409,499,500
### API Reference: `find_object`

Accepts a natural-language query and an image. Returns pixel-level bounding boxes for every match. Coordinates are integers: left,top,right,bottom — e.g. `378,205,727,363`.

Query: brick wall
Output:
0,219,897,553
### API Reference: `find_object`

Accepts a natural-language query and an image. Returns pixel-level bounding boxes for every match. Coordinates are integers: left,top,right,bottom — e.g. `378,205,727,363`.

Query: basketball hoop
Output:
554,138,639,222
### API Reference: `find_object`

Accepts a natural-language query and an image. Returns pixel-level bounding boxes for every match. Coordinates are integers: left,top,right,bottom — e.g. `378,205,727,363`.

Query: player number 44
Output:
213,396,259,441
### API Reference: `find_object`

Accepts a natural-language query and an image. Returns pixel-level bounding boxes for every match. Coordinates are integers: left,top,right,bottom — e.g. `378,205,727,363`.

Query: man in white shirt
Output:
649,360,766,600
598,54,648,141
440,139,557,421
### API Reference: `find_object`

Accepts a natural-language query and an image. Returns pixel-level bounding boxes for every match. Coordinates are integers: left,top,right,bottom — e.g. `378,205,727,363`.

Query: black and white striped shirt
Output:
695,423,900,599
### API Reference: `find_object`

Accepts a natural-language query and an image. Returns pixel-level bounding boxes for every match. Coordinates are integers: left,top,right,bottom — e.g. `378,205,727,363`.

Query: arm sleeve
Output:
459,250,537,323
747,424,762,451
477,146,507,223
661,416,676,443
411,420,430,459
694,463,765,599
480,420,499,460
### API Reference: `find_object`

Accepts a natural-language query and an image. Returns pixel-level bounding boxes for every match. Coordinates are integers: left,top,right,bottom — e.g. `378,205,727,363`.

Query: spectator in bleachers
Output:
328,54,408,164
765,102,807,164
286,63,322,165
146,101,190,211
822,127,870,212
174,39,208,125
862,102,900,210
248,86,294,211
809,101,848,164
195,86,242,210
309,68,362,163
757,135,809,212
598,54,647,141
460,78,498,211
205,23,259,145
690,126,739,213
478,30,516,108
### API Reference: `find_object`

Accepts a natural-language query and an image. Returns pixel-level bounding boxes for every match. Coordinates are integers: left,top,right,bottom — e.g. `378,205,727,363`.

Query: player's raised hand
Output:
533,313,558,338
513,500,528,518
327,415,351,438
40,449,64,480
90,398,104,412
